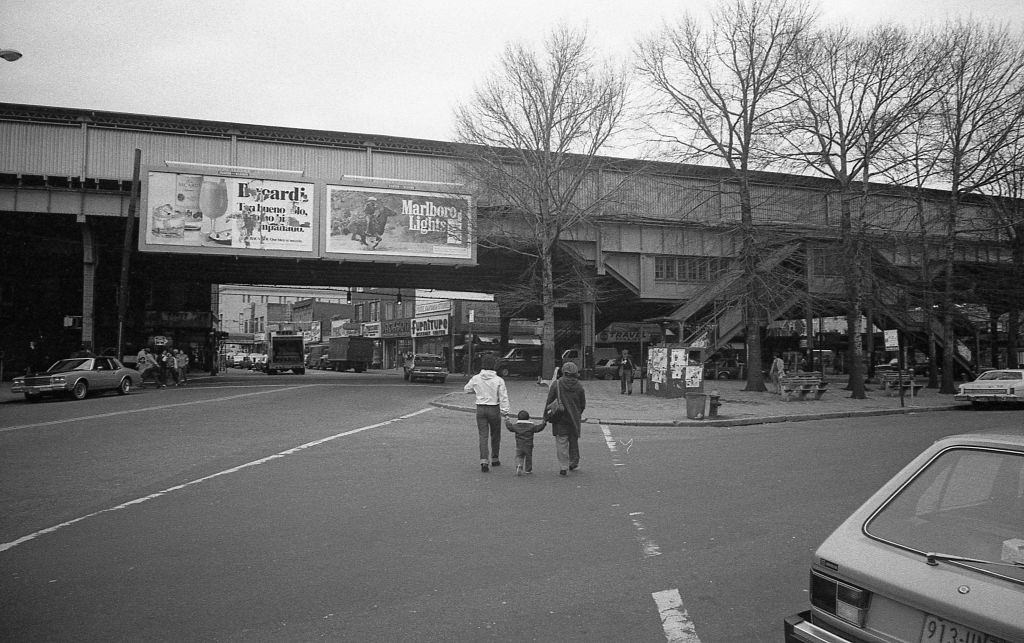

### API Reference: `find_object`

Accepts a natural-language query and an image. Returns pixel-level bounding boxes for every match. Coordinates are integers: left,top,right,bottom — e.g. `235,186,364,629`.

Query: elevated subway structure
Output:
0,102,1017,375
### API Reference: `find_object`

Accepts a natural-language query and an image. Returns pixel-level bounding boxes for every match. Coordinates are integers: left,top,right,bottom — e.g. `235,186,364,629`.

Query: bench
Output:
879,370,924,397
778,374,828,401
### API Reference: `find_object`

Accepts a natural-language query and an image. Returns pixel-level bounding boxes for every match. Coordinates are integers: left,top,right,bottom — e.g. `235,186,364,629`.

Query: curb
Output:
430,399,965,427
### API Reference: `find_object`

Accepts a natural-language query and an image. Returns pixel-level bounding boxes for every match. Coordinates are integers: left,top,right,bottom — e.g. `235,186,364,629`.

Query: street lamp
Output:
0,49,23,63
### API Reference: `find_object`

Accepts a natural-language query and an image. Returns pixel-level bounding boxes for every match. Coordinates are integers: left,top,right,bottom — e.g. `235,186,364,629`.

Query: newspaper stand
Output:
644,344,719,418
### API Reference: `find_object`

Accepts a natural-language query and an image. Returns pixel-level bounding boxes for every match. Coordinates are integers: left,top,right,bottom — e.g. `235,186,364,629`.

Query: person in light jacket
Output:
544,361,587,476
464,354,511,473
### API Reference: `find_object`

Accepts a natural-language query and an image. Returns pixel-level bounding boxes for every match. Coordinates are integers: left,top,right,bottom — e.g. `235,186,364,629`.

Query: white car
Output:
785,432,1024,642
954,369,1024,407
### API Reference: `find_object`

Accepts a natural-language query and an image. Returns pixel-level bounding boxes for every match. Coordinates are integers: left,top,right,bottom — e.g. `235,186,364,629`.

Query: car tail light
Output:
810,570,870,627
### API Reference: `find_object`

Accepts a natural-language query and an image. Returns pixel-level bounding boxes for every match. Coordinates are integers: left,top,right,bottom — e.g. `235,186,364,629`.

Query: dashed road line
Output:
602,424,703,643
0,407,435,554
652,589,701,642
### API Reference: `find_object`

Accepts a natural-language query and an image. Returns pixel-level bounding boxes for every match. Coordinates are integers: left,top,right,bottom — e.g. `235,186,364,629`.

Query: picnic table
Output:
878,370,924,397
778,372,828,402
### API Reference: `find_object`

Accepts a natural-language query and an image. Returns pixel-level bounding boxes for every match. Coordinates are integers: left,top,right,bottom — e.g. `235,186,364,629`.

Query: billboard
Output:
324,185,474,265
140,169,317,257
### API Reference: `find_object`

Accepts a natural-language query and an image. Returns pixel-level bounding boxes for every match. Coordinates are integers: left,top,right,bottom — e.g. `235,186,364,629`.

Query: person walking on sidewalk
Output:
618,349,636,395
545,361,586,476
769,353,785,394
504,410,547,476
464,354,511,473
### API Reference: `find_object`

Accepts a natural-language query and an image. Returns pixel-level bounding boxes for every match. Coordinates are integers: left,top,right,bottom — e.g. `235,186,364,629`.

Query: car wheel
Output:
603,373,614,380
71,380,88,400
498,367,510,378
718,372,732,380
117,377,132,395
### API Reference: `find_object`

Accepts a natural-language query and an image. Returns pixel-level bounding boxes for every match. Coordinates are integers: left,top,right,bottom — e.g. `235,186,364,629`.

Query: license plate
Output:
921,615,1004,643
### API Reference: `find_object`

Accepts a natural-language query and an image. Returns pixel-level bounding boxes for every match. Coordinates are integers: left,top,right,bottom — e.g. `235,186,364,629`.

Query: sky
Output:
2,0,1022,144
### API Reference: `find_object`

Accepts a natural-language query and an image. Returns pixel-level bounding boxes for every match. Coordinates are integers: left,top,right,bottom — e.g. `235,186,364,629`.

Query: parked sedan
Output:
954,369,1024,407
11,357,142,401
785,432,1024,643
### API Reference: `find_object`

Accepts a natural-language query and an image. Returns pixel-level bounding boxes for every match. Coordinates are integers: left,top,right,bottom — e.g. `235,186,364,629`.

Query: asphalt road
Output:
2,369,1021,641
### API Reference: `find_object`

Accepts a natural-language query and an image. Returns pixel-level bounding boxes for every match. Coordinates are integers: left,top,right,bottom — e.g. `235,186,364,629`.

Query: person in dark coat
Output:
504,410,547,476
544,361,586,476
618,349,636,395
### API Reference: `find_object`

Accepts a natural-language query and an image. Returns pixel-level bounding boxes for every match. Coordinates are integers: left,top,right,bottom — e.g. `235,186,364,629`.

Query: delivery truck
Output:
265,332,305,374
327,336,373,372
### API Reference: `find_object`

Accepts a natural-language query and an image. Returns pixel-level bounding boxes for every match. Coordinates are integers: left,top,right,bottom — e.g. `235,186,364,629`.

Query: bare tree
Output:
980,135,1024,369
929,20,1024,393
635,0,816,392
778,24,940,398
453,26,631,378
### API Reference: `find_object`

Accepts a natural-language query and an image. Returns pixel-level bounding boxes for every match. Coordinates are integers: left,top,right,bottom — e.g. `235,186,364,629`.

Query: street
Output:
1,370,1021,641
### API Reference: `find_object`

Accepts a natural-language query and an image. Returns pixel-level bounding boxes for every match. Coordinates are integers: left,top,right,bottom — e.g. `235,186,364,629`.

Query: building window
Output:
654,255,730,282
369,301,380,322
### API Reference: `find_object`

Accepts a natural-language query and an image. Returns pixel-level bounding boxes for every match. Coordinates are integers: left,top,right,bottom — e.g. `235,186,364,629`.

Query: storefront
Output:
381,318,412,369
412,313,451,361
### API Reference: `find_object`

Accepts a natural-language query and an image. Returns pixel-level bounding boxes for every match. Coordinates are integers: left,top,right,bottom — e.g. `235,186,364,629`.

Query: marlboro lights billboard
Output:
140,169,317,258
324,185,475,266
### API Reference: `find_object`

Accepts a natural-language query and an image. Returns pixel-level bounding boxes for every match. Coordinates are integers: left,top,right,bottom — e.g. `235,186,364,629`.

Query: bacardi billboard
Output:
140,168,317,257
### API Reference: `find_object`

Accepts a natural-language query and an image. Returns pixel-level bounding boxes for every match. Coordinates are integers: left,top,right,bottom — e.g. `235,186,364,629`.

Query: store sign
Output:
362,322,382,338
331,318,352,338
413,315,449,337
596,322,662,344
884,329,899,351
302,326,322,343
415,298,451,316
141,170,316,257
325,185,474,265
382,318,411,337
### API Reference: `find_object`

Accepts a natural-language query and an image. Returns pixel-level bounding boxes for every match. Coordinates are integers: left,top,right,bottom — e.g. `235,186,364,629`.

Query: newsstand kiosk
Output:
645,344,720,419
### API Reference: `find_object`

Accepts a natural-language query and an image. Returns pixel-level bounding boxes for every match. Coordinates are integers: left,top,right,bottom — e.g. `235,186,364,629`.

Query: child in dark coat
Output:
504,410,547,476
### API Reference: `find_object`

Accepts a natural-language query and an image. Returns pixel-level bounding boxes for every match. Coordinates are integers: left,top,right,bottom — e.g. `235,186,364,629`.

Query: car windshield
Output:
416,356,445,366
46,359,91,373
976,371,1024,381
864,446,1024,583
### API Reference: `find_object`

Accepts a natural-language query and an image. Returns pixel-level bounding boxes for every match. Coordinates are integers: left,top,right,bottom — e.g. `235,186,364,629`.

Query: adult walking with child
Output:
464,354,510,473
545,361,586,476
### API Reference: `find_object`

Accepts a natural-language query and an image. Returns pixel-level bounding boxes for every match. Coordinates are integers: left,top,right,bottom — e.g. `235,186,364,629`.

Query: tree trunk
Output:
541,244,557,381
739,176,766,392
841,189,866,399
940,193,958,394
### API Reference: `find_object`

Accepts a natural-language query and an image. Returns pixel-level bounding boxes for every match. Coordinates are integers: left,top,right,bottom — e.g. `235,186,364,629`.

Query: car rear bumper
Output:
784,613,855,643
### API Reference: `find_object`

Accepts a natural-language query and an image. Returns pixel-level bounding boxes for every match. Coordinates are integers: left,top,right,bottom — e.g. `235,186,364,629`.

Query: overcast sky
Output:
2,1,1022,143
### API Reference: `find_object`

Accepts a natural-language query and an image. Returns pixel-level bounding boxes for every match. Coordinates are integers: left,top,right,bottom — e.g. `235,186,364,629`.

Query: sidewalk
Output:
0,370,964,427
436,375,964,427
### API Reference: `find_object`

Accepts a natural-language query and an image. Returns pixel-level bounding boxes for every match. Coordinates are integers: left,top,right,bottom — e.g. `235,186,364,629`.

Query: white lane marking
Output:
0,385,320,433
628,511,662,558
652,589,701,642
604,425,697,641
0,407,435,553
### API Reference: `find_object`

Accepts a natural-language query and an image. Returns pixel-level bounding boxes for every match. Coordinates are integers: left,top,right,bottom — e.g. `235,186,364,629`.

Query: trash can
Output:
685,393,706,419
684,392,722,420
